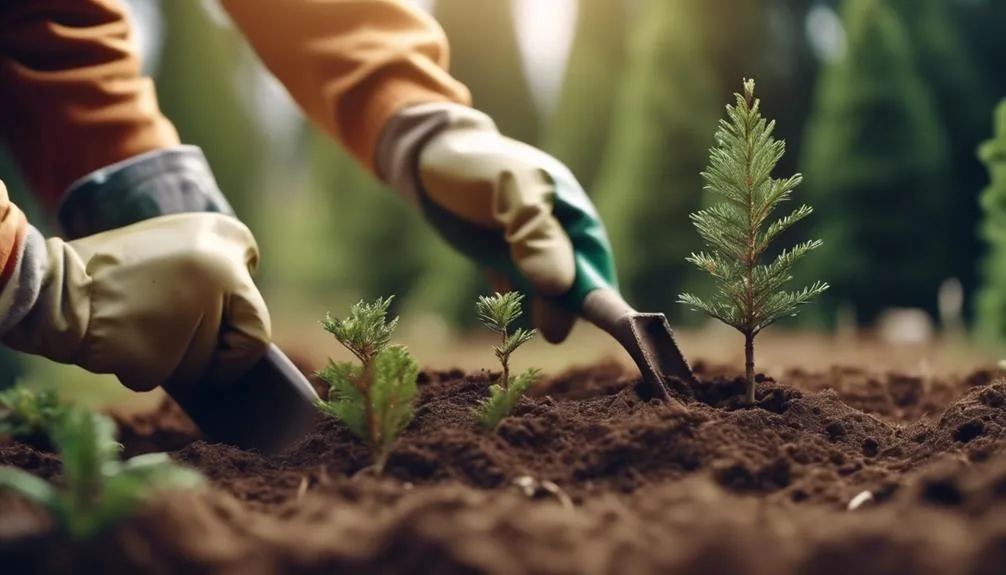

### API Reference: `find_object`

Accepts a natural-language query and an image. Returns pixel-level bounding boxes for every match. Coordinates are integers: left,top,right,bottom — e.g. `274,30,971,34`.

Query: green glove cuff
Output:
57,145,235,240
418,156,618,314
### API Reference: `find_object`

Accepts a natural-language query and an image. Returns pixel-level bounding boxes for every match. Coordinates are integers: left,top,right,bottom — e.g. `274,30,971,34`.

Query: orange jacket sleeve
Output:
0,0,181,210
219,0,472,173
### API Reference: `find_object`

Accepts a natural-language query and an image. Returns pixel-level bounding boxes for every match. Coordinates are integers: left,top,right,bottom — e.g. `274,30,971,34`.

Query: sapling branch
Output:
678,78,828,404
475,292,540,430
317,296,418,473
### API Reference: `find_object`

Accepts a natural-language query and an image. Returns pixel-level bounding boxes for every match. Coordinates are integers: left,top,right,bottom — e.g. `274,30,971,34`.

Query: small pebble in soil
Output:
847,490,874,511
511,475,573,510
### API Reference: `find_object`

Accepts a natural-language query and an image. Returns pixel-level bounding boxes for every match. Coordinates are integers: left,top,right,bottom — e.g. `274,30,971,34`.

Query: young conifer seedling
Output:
316,296,419,473
0,406,205,540
678,78,828,404
474,291,541,430
0,384,70,442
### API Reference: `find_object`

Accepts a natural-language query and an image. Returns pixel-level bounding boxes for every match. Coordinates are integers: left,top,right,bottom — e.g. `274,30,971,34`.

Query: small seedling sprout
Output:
316,296,419,473
0,406,205,539
474,291,541,430
0,384,69,441
678,78,828,403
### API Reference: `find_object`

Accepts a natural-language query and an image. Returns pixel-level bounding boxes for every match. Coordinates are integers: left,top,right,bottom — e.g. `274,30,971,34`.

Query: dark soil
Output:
2,358,1006,574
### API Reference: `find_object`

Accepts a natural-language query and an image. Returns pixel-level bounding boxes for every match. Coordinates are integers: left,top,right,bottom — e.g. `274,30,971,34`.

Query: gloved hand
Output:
0,212,270,392
377,103,618,344
0,145,271,394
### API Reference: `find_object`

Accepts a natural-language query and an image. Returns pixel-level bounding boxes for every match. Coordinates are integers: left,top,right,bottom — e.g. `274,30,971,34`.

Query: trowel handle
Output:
580,287,636,336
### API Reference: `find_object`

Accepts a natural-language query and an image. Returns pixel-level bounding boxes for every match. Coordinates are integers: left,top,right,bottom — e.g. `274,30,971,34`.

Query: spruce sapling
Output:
474,291,541,430
0,406,205,539
316,296,419,473
678,78,828,404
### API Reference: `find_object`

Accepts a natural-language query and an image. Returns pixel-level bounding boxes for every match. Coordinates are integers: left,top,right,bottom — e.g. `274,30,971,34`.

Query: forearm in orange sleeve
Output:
219,0,472,174
0,0,180,210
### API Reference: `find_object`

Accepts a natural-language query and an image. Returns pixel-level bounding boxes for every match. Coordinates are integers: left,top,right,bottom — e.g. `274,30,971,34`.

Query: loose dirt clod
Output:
2,361,1006,574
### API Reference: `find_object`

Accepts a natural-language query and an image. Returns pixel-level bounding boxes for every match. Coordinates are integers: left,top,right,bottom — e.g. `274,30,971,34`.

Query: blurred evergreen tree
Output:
543,0,629,192
154,0,267,237
755,0,821,180
590,0,767,320
890,0,995,324
798,0,951,326
976,98,1006,343
308,128,429,320
432,0,541,144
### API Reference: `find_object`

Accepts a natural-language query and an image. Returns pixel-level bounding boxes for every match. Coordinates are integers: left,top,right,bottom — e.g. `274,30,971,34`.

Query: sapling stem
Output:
498,327,511,392
744,331,755,404
678,78,828,403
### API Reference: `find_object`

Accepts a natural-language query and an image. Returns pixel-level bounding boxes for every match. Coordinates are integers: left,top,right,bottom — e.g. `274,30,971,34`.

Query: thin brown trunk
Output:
500,330,510,391
744,332,755,404
360,360,379,470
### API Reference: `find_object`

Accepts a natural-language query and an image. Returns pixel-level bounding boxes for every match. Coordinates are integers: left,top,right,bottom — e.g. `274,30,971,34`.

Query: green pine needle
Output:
0,406,205,540
316,296,418,472
678,78,828,400
321,295,399,365
476,291,526,333
678,78,828,334
474,292,539,428
370,345,420,458
315,360,368,438
476,368,542,430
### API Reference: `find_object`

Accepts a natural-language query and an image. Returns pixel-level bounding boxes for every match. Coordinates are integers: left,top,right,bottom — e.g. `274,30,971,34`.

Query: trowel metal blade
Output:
162,343,320,455
620,313,697,400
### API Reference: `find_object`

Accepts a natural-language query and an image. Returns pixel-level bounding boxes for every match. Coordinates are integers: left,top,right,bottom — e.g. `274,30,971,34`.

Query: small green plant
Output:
0,406,205,539
678,78,828,404
316,296,419,473
474,291,541,430
0,384,69,440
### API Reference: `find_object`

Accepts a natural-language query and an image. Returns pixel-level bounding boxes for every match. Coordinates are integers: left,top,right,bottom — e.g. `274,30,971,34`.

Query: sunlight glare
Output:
512,0,578,120
806,4,847,64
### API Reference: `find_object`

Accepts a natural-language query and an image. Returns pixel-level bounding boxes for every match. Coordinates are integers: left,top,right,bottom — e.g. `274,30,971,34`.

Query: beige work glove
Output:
1,212,270,392
377,103,619,344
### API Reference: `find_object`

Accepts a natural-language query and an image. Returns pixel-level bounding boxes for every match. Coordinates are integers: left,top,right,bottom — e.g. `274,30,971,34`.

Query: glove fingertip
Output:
533,297,577,344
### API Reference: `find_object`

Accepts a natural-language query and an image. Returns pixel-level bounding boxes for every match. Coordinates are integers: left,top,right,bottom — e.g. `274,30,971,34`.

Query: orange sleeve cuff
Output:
0,0,180,210
346,74,472,174
221,0,472,175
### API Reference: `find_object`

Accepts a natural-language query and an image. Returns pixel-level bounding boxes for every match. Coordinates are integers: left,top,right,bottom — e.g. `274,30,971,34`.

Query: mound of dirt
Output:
1,360,1005,574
